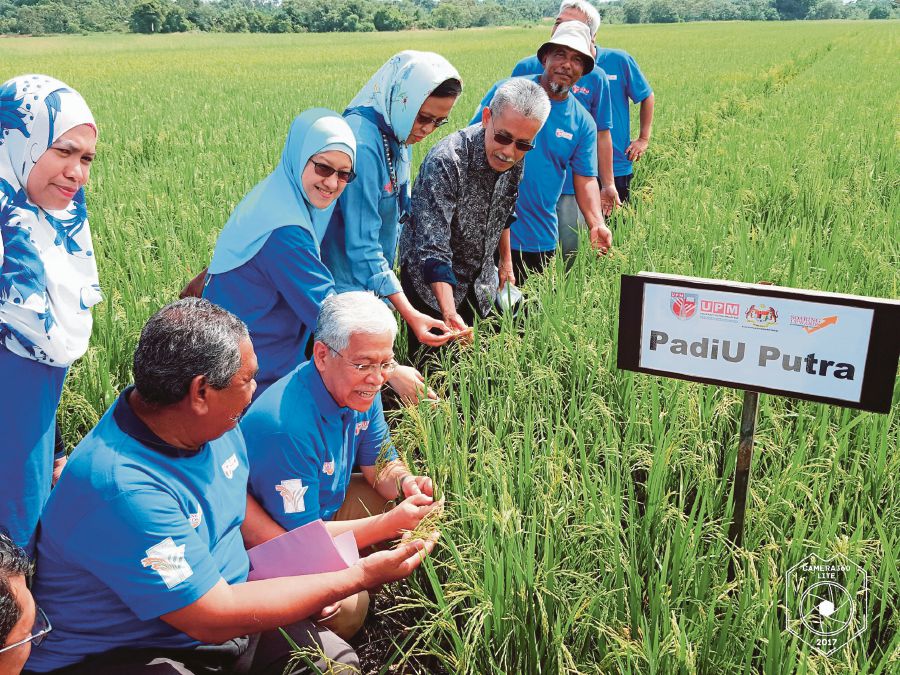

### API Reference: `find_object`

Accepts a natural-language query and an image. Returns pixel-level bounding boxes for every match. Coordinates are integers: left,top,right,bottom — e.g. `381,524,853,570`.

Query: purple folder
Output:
247,519,360,581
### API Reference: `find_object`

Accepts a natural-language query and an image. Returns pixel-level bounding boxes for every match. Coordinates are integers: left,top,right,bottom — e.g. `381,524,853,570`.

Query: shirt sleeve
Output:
570,116,598,179
59,490,225,622
356,394,396,467
626,55,653,103
411,151,460,287
470,81,501,125
594,71,614,131
247,431,323,530
260,226,334,328
334,142,402,297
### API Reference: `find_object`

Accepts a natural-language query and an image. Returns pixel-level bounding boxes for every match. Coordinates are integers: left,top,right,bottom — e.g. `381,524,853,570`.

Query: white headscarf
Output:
0,74,101,367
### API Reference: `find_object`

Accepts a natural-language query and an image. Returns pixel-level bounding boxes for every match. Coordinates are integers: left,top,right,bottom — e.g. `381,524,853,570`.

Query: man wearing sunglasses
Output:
242,291,442,632
399,78,551,362
1,532,48,675
471,21,612,283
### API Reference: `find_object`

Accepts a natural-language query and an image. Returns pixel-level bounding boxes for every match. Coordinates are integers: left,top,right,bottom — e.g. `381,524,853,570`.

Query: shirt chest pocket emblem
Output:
607,74,618,81
221,454,239,479
323,461,335,476
555,129,573,140
188,505,203,529
355,421,370,436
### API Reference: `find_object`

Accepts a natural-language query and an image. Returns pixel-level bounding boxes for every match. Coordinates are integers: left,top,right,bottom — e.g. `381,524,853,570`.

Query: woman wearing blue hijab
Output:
321,51,465,350
203,109,358,397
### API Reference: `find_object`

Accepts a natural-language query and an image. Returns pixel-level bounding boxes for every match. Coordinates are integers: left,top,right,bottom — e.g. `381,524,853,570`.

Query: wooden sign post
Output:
617,273,900,579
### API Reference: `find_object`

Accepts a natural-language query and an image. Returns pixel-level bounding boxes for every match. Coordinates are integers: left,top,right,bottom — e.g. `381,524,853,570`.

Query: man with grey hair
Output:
27,298,437,673
242,291,442,631
400,78,550,361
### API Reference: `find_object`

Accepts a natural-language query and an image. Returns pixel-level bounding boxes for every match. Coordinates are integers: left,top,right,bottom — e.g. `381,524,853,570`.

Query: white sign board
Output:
618,274,900,413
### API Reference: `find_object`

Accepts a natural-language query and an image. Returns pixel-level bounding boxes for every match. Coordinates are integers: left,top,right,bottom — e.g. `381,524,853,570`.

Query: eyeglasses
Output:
309,160,356,184
415,112,450,129
325,344,397,376
0,605,52,654
491,130,536,153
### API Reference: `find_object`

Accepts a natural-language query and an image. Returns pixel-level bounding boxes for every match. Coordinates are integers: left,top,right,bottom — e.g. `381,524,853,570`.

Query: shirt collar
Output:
301,361,354,424
113,386,203,458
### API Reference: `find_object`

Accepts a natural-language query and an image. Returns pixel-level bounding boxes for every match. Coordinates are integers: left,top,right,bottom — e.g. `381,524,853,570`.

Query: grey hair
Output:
559,0,601,36
315,291,397,353
133,297,250,406
489,78,551,126
0,531,31,647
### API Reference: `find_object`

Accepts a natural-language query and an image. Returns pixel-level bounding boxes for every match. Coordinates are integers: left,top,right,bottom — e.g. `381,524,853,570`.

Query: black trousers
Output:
510,249,554,287
614,173,633,203
28,620,358,675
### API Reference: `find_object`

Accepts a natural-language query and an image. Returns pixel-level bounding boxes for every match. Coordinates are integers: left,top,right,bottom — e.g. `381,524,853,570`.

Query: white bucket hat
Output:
536,20,595,75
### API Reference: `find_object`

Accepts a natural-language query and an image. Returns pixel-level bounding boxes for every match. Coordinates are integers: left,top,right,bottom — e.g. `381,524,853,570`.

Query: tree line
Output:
0,0,896,36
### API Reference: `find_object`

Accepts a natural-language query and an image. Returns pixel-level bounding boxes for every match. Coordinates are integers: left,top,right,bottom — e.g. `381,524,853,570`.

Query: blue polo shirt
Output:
203,225,334,399
511,55,612,195
471,75,597,253
595,47,652,177
242,361,396,530
27,388,250,672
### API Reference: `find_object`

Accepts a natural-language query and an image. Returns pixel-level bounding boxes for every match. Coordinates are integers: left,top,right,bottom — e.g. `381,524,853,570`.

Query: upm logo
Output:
670,292,697,320
700,300,740,319
555,128,573,140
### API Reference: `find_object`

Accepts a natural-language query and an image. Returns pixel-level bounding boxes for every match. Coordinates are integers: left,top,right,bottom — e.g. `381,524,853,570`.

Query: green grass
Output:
3,21,898,673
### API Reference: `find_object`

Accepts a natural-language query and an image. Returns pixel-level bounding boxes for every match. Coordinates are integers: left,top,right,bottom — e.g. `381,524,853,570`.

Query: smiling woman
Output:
0,74,101,556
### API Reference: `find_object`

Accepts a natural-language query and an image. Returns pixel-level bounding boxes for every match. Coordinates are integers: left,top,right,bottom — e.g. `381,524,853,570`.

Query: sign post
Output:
617,273,900,578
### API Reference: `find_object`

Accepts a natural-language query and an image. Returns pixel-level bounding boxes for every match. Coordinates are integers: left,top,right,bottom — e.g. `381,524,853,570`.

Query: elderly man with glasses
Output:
399,78,551,364
1,533,50,675
242,292,442,635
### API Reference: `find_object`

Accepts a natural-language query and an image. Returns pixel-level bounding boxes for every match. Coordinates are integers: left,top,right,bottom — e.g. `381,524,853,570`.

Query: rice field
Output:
3,20,898,674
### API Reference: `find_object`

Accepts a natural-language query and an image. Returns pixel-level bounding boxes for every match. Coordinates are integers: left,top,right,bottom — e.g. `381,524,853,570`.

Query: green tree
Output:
373,5,411,31
646,0,680,22
622,0,644,23
162,5,191,32
868,4,890,18
808,0,844,18
130,0,169,33
774,0,815,19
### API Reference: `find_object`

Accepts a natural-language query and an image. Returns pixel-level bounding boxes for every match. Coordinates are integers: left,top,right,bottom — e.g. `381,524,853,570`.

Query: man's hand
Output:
498,260,516,289
443,312,473,343
400,474,434,498
625,137,649,162
589,223,613,255
386,493,444,536
51,455,67,487
599,184,621,217
409,311,454,348
357,534,440,588
387,365,438,405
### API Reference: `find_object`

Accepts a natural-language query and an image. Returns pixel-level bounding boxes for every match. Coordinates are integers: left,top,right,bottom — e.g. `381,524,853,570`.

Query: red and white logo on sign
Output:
670,292,697,320
700,299,740,319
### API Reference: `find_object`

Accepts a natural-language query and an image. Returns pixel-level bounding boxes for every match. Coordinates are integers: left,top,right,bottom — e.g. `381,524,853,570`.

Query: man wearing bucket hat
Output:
471,20,612,283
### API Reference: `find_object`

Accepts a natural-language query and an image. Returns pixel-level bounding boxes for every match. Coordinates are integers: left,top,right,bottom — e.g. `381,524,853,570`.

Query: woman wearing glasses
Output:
321,51,466,353
202,108,358,398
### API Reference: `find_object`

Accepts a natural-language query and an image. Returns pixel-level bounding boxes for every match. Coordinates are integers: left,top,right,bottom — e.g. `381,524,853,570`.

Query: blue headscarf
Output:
344,51,461,189
208,108,356,275
0,74,100,367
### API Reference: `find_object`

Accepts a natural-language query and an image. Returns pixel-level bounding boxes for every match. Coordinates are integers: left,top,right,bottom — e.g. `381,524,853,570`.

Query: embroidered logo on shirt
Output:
188,505,203,529
383,181,394,194
322,461,335,476
355,420,370,436
276,479,308,514
141,537,193,589
555,129,573,140
221,453,239,479
572,85,590,95
607,74,618,81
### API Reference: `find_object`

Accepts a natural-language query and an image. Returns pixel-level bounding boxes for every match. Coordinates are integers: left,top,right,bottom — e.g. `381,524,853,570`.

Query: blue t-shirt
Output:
595,47,652,177
471,75,597,253
203,225,334,398
242,361,396,530
511,55,612,195
27,388,250,672
321,114,405,299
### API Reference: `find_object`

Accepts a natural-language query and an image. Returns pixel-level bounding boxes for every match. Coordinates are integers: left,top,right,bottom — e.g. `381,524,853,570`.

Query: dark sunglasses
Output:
415,112,450,128
310,160,356,184
492,131,535,153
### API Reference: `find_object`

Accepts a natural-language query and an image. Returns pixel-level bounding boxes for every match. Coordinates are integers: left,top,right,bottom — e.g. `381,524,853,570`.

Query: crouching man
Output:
242,292,443,637
24,298,437,674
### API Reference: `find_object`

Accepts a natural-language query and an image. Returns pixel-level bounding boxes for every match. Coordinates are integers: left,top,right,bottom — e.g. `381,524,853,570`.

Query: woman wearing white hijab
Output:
321,51,466,350
0,74,100,554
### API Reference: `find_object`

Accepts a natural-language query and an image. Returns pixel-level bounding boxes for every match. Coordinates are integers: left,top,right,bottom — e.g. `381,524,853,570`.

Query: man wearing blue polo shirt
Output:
25,298,438,674
243,291,441,551
511,0,617,257
472,21,612,282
